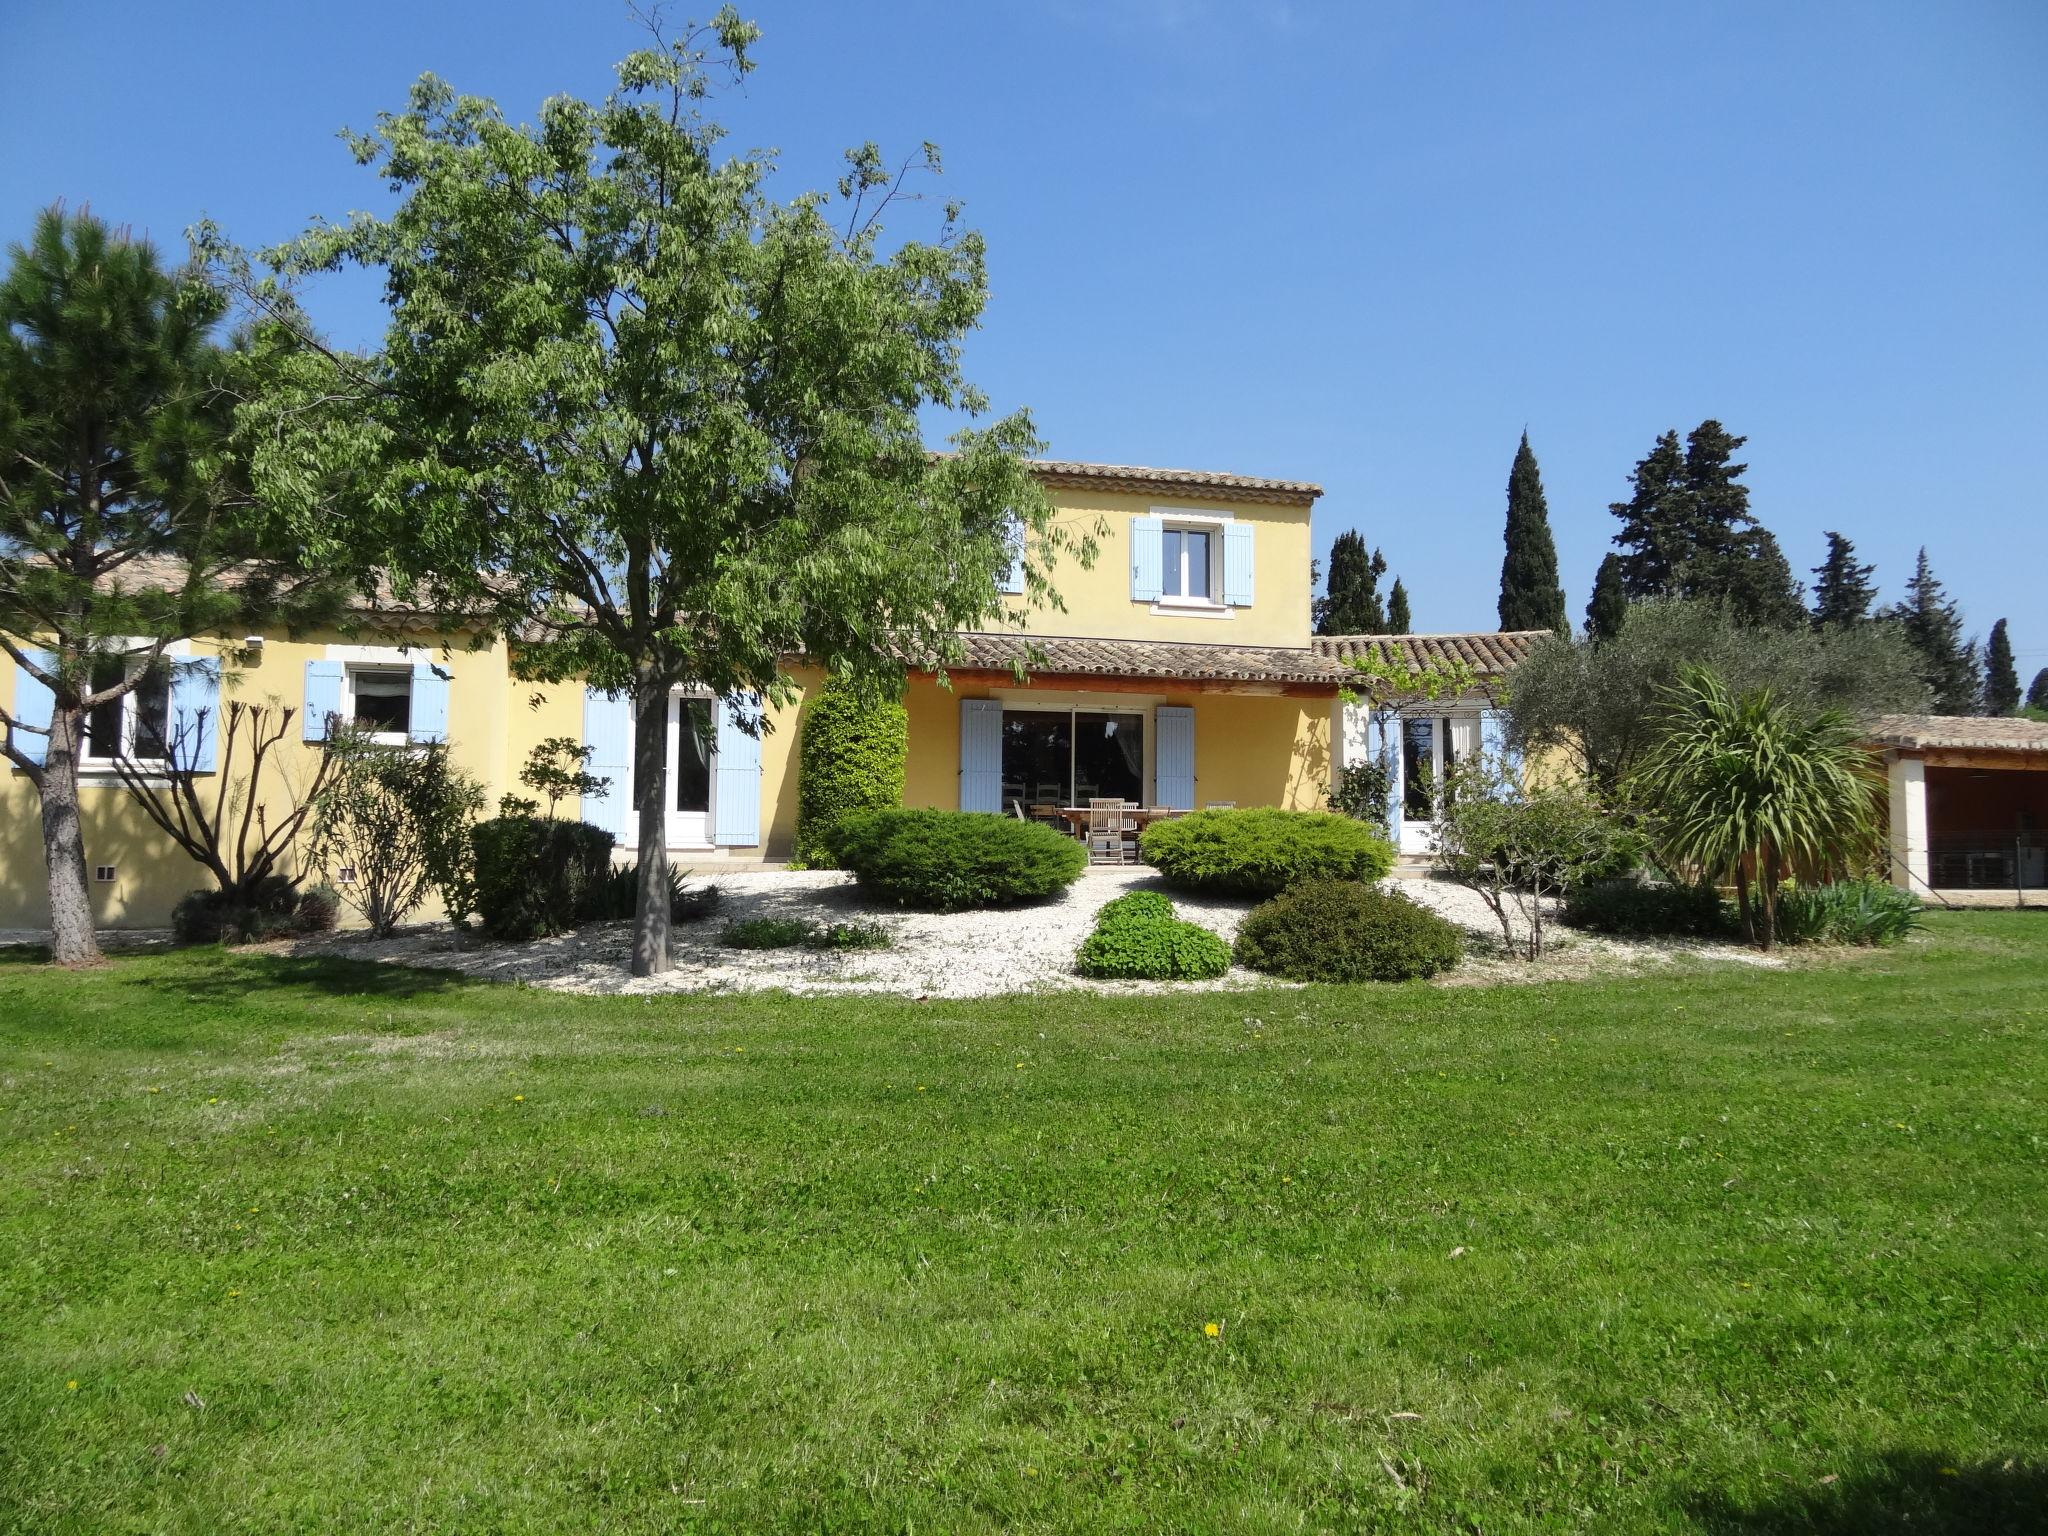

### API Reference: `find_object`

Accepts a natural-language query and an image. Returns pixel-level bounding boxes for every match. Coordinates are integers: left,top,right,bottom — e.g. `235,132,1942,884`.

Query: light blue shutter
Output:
1375,708,1403,845
1130,515,1164,603
959,698,1002,812
11,649,56,767
713,694,763,846
303,661,343,742
1155,705,1195,810
582,686,632,840
1222,524,1255,607
1482,708,1518,776
999,515,1025,594
169,656,221,772
408,664,450,744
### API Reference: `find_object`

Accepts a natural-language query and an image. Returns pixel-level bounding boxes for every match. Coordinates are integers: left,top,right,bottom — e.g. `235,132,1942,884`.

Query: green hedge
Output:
1561,880,1731,938
833,808,1086,911
1140,808,1394,898
793,676,908,868
470,816,616,940
1074,891,1231,981
1233,878,1463,983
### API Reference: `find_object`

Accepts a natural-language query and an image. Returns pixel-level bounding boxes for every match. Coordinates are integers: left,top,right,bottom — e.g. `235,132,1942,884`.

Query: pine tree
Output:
1810,531,1877,628
1880,549,1981,713
1497,432,1566,633
1984,619,2021,715
1586,553,1628,642
1609,430,1691,599
1313,530,1388,635
1674,422,1804,627
2027,668,2048,710
1387,578,1412,635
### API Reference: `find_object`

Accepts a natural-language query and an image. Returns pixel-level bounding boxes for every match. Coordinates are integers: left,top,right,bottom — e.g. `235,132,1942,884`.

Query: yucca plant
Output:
1631,667,1883,950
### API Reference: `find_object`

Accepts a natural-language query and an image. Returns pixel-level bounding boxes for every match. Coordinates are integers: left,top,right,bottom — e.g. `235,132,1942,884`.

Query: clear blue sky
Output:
4,0,2043,666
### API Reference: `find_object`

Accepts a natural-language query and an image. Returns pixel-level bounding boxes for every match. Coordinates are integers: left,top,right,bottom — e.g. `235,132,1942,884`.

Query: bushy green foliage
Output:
585,863,723,926
519,736,610,818
808,920,892,952
295,884,342,934
1774,880,1922,947
1234,879,1464,983
1140,809,1394,898
1562,880,1732,938
1326,756,1394,833
470,816,617,941
170,876,340,945
1074,891,1231,981
793,677,908,867
311,739,486,937
833,809,1086,910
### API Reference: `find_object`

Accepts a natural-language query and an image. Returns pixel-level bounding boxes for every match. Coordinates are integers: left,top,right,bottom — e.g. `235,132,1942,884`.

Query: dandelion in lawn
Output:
1282,1176,1292,1185
1204,1322,1221,1338
66,1379,78,1391
148,1087,160,1095
514,1095,525,1103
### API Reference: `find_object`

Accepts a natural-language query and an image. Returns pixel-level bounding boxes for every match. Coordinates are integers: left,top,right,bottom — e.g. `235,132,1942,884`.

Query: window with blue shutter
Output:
959,698,1002,811
10,649,56,767
1481,708,1518,775
1222,524,1255,607
168,656,221,771
303,661,343,742
582,686,632,840
712,694,763,845
1154,705,1195,809
408,663,450,744
1129,515,1164,603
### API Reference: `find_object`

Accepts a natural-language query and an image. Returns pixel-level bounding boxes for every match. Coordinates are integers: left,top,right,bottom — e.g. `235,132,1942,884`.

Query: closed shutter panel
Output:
712,694,763,846
169,656,221,771
303,661,343,742
1221,524,1255,607
11,649,56,767
1481,708,1518,776
408,664,450,744
1155,705,1195,810
1374,707,1402,845
1129,515,1164,603
959,698,1002,812
582,686,632,841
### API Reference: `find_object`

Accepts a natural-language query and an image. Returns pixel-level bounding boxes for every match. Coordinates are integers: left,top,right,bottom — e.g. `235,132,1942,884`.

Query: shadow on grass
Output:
1690,1452,2045,1534
129,953,479,1004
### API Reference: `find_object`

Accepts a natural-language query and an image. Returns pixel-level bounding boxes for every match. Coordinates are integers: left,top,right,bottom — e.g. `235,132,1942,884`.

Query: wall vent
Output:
94,865,117,883
337,866,358,886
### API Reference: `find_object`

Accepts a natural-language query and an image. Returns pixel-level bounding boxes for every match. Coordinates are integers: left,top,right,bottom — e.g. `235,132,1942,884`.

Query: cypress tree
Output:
1586,554,1628,642
1810,531,1877,628
1609,430,1690,599
2027,668,2048,710
1313,530,1388,635
1387,577,1412,635
1984,619,2021,715
1497,432,1567,633
1880,549,1980,713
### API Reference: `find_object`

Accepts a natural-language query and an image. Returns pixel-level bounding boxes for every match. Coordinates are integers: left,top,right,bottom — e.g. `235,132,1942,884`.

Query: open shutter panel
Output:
999,515,1025,594
408,664,450,744
10,649,56,767
169,656,221,772
303,661,343,742
1221,524,1255,607
1375,708,1403,845
713,694,763,846
959,698,1002,812
582,686,632,841
1154,705,1195,810
1129,515,1164,603
1481,708,1518,776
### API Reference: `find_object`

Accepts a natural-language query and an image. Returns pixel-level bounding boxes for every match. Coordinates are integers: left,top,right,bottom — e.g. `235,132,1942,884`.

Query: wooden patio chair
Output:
1086,799,1128,865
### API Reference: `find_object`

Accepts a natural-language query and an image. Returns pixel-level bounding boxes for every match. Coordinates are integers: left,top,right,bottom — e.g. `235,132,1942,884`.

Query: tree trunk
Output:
39,703,102,967
630,669,672,977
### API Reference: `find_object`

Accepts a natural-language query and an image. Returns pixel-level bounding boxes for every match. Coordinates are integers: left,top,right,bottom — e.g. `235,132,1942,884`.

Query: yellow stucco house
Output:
1,459,1532,931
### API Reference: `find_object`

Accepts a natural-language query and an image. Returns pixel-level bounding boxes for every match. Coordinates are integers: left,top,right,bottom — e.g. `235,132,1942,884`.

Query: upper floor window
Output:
83,656,170,763
1160,526,1214,601
348,667,414,744
1132,512,1254,611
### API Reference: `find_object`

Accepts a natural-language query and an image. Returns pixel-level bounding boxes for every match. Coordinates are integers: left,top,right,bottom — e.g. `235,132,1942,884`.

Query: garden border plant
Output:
1140,808,1393,898
1234,878,1464,983
1074,891,1231,982
832,808,1086,911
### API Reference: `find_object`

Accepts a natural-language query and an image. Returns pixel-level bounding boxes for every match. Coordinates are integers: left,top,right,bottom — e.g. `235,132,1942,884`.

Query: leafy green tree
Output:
2029,668,2048,710
240,15,1083,976
1497,432,1566,633
1509,599,1930,787
1386,577,1412,635
1809,530,1877,628
1633,667,1882,951
310,735,486,936
1880,549,1980,714
1585,553,1628,642
519,737,609,819
1313,530,1388,635
0,209,328,966
1983,619,2021,715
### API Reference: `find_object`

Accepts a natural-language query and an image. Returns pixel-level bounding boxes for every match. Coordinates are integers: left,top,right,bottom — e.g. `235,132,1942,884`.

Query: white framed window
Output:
344,667,414,746
81,655,171,766
1160,525,1218,603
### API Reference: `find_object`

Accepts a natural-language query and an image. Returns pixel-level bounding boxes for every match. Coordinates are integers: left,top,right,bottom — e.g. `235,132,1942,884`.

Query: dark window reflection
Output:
1403,718,1434,819
677,699,712,813
1075,713,1143,802
1002,711,1072,808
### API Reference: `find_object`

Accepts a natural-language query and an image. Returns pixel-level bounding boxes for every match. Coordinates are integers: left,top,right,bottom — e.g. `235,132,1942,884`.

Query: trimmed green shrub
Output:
833,808,1087,911
793,676,908,868
470,816,616,941
1140,808,1394,898
721,916,815,950
1074,891,1230,981
1774,879,1922,947
1562,880,1732,938
1233,879,1463,983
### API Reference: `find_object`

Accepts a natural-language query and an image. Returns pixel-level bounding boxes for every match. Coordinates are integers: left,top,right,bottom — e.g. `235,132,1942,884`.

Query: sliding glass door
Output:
1000,709,1144,808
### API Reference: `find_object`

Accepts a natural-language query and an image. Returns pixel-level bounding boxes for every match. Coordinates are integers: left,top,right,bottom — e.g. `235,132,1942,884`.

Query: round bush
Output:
1140,808,1395,898
1233,879,1463,983
171,877,304,946
470,815,617,940
1075,892,1230,981
833,808,1086,911
293,883,342,934
793,676,908,868
1562,880,1731,938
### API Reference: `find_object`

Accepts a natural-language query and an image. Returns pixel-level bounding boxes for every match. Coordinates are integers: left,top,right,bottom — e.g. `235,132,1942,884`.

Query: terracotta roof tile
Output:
1025,460,1322,505
1861,714,2048,753
1310,630,1551,677
928,632,1351,688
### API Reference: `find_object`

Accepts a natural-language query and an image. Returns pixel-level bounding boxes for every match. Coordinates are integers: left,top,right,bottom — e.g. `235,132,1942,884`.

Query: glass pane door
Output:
1074,713,1144,802
668,696,714,847
1001,711,1072,809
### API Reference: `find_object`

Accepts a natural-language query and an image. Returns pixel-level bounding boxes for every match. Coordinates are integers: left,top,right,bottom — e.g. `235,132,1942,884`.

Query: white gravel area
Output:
281,867,1773,998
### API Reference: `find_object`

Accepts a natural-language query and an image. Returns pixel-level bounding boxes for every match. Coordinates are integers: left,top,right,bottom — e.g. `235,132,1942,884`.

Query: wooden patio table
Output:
1052,806,1187,837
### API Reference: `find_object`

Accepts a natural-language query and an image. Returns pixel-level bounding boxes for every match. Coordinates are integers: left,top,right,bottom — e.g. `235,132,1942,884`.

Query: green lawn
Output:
3,916,2044,1534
